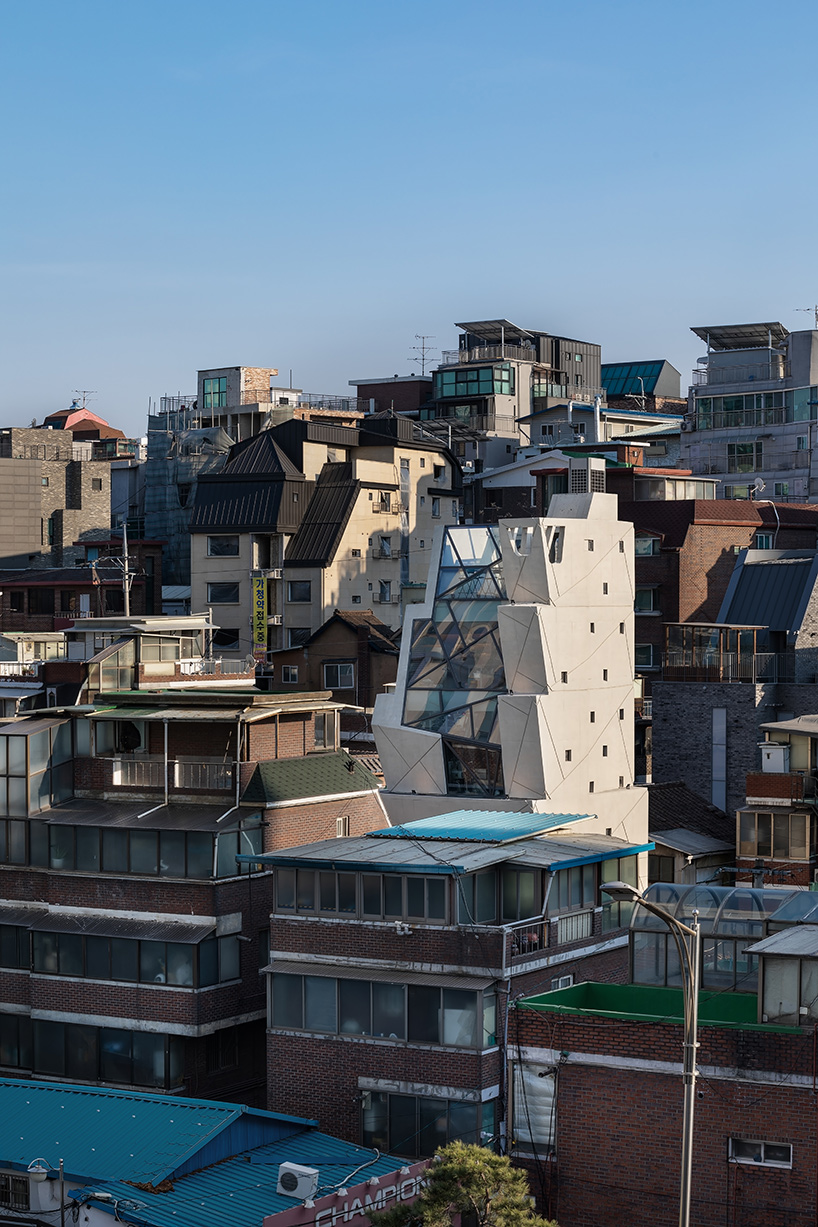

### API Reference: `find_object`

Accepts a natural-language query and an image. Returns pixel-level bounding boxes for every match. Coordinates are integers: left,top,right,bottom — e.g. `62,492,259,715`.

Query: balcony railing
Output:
174,758,233,791
746,771,818,804
105,756,234,791
663,651,795,683
373,594,399,604
177,657,256,675
556,909,594,944
692,361,790,387
0,661,41,677
111,756,165,788
508,919,548,959
440,344,539,366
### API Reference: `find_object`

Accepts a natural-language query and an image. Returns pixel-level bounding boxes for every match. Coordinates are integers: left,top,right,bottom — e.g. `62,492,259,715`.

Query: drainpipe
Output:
138,717,168,819
594,395,602,444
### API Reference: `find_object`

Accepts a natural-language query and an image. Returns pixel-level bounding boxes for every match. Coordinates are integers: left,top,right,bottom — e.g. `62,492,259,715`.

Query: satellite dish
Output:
753,478,766,493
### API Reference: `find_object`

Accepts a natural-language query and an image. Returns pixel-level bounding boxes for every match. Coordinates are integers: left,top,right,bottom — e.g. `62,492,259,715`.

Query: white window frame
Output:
323,662,354,690
728,1138,792,1168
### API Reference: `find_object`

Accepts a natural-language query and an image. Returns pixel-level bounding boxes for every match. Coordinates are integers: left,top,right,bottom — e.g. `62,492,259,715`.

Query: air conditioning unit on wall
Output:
276,1163,319,1200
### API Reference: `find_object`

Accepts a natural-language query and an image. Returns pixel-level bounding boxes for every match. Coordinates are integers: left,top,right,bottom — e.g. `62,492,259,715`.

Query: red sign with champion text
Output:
263,1159,431,1227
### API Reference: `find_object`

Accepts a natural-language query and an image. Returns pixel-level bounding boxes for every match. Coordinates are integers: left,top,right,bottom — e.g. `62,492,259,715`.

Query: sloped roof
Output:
369,811,594,842
189,478,297,532
600,361,677,397
718,550,818,631
0,1078,309,1186
647,781,731,842
284,462,360,566
241,749,381,805
222,431,303,478
299,609,397,653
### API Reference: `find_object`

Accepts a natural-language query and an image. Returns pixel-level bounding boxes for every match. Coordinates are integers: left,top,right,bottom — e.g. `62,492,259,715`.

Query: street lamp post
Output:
28,1158,65,1227
602,883,701,1227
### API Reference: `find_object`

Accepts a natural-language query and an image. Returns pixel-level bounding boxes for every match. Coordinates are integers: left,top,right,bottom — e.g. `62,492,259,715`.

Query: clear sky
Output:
2,0,818,437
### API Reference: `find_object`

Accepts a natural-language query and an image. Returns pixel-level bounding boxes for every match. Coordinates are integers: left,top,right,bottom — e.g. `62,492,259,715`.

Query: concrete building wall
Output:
0,458,44,566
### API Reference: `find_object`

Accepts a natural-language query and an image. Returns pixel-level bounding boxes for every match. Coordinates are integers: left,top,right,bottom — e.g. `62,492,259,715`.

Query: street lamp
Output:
602,883,701,1227
27,1158,65,1227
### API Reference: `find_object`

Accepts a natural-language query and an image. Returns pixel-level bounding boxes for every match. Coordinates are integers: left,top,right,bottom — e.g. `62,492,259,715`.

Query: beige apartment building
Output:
189,414,461,661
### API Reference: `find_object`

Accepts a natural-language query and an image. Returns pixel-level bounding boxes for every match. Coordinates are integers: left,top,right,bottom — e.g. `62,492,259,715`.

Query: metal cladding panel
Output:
188,478,292,532
0,905,48,926
367,811,594,843
721,556,815,631
37,798,235,831
222,433,303,478
284,465,360,566
746,925,818,958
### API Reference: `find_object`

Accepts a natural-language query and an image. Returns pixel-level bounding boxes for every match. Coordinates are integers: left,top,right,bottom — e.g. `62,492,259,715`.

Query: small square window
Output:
207,582,239,604
590,622,595,633
589,781,594,793
352,549,361,558
561,672,568,684
281,666,299,684
352,595,361,604
590,712,595,723
603,669,608,681
619,709,625,720
419,540,425,548
91,478,103,491
587,540,594,551
287,580,311,603
42,477,49,487
565,750,572,762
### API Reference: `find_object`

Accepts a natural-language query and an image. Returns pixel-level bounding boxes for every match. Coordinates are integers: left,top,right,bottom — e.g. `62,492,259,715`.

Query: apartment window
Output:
620,709,625,719
0,1175,29,1211
379,580,392,603
91,478,103,491
276,868,447,923
207,583,239,604
738,811,809,860
351,595,362,604
419,458,425,468
287,581,311,602
590,712,595,723
288,628,310,647
213,627,240,652
419,539,425,548
727,442,763,473
601,855,638,930
434,464,445,481
635,644,657,669
589,781,594,793
203,376,227,408
431,498,441,518
206,1027,239,1072
363,1091,495,1159
500,867,538,922
336,815,350,838
619,540,625,552
590,622,595,634
602,669,608,680
635,535,661,556
1,1016,186,1088
561,672,568,683
41,476,49,487
281,666,299,684
28,588,54,615
754,533,774,549
0,924,28,968
351,548,361,557
602,582,609,593
9,591,23,612
797,435,808,451
552,864,596,915
271,973,494,1053
648,853,676,884
314,713,335,749
729,1139,792,1168
775,482,790,498
602,746,608,757
587,539,594,551
207,535,240,556
378,536,392,558
323,662,354,690
565,750,572,762
634,587,659,613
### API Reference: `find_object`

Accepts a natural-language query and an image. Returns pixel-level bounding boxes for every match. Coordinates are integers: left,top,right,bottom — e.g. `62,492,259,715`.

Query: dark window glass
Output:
319,872,336,911
50,825,74,870
297,869,315,910
449,1100,479,1145
100,1028,131,1082
169,1036,185,1087
272,973,303,1028
277,868,295,909
131,830,158,875
199,939,218,988
159,830,186,877
75,827,100,872
58,933,83,976
0,1014,20,1066
362,875,381,914
186,832,212,878
407,878,425,917
33,931,58,973
427,878,446,920
338,873,356,913
219,936,240,982
33,1020,65,1075
30,820,49,867
408,985,440,1043
339,980,371,1035
419,1098,449,1157
102,828,128,873
167,944,193,986
132,1032,165,1087
0,926,24,969
373,982,406,1039
389,1096,418,1157
66,1023,98,1081
304,976,337,1032
383,876,403,917
8,821,25,864
111,938,138,982
140,941,167,983
85,935,110,980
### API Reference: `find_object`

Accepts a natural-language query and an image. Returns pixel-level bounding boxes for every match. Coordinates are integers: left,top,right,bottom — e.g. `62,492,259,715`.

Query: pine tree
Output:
369,1142,559,1227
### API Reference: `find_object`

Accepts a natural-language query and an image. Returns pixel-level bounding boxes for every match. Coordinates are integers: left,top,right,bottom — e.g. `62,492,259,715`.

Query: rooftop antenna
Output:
72,389,97,409
795,307,818,328
409,335,437,377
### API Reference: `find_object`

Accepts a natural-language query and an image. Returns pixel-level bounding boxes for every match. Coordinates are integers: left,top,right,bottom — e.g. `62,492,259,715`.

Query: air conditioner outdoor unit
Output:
276,1163,319,1200
462,461,475,471
268,615,283,625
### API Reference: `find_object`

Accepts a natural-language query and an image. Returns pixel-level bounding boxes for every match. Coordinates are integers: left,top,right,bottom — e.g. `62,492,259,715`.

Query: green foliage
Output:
369,1142,558,1227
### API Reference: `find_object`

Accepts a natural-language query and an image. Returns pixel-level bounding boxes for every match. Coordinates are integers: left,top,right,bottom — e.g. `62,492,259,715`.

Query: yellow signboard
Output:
252,577,267,660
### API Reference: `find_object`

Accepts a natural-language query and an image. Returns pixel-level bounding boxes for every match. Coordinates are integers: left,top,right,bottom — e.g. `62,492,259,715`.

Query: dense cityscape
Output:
0,315,815,1226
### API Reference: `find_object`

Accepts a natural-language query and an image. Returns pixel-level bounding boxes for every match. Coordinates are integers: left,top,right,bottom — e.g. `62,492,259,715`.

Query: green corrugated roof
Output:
241,750,381,805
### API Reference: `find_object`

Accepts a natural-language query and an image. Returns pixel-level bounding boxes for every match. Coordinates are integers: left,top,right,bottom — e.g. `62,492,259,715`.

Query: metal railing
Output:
178,657,256,675
695,407,786,430
174,759,233,790
688,453,810,476
533,383,607,404
111,757,165,788
692,361,790,386
556,910,594,944
663,651,795,683
373,594,399,604
508,919,547,959
0,661,41,677
439,344,539,366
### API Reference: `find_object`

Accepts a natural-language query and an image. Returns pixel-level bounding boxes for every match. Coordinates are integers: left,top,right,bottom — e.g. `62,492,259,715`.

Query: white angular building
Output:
373,460,649,846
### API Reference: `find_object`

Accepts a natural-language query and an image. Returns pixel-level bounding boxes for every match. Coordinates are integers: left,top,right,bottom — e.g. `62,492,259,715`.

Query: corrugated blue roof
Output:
601,361,666,397
70,1132,408,1227
367,810,593,842
0,1079,313,1185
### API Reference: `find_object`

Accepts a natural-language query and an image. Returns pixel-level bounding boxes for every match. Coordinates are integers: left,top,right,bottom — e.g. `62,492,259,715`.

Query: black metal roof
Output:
718,550,818,632
189,476,306,533
284,462,360,566
221,431,304,478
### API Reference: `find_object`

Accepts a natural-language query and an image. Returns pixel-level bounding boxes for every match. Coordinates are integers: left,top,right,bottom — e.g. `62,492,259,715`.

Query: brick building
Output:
0,688,385,1103
253,810,652,1156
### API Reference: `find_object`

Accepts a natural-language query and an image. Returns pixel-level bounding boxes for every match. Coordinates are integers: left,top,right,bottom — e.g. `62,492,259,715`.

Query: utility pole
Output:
795,306,818,328
409,335,437,376
122,520,130,617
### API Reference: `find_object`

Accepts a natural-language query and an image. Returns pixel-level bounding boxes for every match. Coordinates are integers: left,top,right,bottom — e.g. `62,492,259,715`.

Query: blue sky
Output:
2,0,817,436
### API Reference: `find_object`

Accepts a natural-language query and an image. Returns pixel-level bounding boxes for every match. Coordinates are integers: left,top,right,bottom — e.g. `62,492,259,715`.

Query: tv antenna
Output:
795,306,818,328
409,335,437,376
72,389,97,409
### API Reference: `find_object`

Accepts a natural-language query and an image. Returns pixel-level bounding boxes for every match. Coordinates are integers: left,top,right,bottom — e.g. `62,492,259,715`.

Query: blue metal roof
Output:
601,361,667,397
0,1079,314,1185
367,810,594,842
70,1132,408,1227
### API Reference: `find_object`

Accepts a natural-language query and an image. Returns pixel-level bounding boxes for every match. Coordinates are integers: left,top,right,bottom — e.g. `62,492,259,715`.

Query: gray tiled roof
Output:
241,749,380,805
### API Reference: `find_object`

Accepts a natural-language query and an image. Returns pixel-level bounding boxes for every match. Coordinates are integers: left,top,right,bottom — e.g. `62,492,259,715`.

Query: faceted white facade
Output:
373,492,649,844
